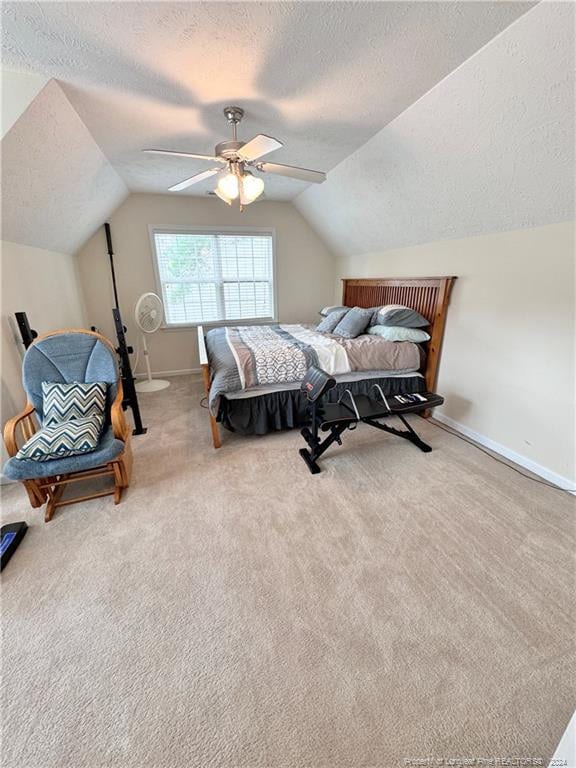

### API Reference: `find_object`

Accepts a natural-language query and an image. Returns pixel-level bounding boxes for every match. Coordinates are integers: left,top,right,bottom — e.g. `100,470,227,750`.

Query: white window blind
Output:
152,230,275,325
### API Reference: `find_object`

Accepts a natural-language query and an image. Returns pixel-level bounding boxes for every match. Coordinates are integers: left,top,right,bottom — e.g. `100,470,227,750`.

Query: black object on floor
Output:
299,366,444,474
1,522,28,571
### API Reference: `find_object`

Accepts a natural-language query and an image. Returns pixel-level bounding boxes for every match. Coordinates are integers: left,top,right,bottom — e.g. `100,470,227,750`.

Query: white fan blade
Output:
258,162,326,183
169,168,220,192
237,134,282,162
143,148,225,163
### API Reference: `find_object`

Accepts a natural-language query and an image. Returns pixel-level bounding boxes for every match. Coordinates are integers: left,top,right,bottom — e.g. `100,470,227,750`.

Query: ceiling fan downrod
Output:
216,107,246,159
223,105,244,140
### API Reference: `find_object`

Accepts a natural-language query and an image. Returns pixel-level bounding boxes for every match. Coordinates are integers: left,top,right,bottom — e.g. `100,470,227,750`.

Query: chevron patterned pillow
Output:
42,381,107,426
16,417,104,462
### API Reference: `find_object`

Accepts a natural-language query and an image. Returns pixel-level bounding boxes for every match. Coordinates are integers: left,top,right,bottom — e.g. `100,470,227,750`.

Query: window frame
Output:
148,225,278,330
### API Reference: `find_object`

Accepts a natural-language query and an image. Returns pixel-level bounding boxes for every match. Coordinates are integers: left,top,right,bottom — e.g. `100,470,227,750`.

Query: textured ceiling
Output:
295,2,574,256
1,80,128,254
1,1,535,200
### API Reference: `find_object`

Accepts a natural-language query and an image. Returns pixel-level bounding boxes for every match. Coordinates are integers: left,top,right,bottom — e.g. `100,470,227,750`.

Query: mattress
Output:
224,369,423,399
206,324,423,412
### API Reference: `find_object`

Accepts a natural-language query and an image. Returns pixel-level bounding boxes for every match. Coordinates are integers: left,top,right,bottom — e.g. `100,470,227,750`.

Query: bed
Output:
198,276,456,448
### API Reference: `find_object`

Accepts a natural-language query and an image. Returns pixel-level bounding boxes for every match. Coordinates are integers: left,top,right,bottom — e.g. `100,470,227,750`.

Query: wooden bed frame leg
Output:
200,350,221,449
198,326,222,449
209,412,221,450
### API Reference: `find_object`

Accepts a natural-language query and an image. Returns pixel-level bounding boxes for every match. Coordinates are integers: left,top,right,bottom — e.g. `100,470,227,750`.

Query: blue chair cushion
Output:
23,334,118,421
4,427,124,480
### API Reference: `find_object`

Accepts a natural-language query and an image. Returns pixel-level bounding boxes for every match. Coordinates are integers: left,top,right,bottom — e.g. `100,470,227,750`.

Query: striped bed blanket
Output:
205,324,421,412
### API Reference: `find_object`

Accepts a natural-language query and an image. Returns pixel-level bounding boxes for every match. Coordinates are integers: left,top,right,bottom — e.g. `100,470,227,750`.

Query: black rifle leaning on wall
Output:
103,222,147,435
15,312,38,349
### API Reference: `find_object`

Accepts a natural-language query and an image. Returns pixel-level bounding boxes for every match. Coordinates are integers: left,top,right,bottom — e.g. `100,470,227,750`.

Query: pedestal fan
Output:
134,293,170,393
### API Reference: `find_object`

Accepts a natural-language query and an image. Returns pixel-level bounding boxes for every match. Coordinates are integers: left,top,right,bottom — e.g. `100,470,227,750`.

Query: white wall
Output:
1,241,87,466
336,221,575,486
76,194,336,374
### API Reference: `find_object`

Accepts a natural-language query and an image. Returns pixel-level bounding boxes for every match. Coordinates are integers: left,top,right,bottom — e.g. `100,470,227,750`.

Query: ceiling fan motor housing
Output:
215,140,246,160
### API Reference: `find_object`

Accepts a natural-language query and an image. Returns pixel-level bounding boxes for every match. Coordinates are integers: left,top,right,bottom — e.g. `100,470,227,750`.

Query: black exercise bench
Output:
299,366,444,474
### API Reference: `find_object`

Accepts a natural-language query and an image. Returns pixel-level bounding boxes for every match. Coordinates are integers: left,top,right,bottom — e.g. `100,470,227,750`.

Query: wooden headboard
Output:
342,276,457,393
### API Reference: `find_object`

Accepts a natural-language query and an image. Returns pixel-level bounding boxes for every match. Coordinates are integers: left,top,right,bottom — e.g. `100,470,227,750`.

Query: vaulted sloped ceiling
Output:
1,80,128,255
1,1,535,201
1,1,566,259
295,1,575,256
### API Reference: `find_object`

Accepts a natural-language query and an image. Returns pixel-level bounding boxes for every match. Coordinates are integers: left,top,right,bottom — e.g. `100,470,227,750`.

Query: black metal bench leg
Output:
364,415,432,453
299,448,322,474
396,414,432,452
299,423,349,474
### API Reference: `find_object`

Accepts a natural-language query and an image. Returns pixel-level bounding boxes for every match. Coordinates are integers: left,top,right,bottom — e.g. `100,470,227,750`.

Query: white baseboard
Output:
134,368,201,379
432,412,576,493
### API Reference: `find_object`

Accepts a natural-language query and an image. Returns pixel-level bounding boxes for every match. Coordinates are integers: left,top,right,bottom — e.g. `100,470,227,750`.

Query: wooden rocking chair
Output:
3,329,133,522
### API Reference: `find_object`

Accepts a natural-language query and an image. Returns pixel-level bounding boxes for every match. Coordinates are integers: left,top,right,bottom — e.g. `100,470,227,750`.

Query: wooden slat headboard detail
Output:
342,276,457,394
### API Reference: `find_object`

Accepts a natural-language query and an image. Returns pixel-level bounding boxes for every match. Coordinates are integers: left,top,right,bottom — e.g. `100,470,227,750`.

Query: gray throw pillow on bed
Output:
369,304,429,328
319,305,349,318
332,307,373,338
316,308,349,333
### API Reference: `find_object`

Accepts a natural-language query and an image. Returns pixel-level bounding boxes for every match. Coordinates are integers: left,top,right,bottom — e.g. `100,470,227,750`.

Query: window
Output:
151,229,275,326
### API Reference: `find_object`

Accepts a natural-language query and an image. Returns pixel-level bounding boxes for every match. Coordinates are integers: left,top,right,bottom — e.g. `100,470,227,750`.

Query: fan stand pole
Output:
143,335,153,383
135,334,171,393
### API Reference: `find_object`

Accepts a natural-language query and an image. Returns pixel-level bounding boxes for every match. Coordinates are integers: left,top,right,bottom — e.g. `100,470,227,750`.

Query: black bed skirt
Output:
218,375,426,435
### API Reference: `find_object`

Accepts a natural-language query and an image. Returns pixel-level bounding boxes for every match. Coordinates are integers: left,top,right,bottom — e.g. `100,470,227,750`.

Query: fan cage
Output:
135,293,164,334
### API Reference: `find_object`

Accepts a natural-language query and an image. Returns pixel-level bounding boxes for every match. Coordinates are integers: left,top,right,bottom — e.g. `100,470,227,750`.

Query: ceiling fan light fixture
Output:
240,171,265,204
147,106,325,204
217,171,239,200
214,187,233,205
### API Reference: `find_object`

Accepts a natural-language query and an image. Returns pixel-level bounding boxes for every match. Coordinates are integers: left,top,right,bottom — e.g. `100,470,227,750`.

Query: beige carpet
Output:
1,377,574,768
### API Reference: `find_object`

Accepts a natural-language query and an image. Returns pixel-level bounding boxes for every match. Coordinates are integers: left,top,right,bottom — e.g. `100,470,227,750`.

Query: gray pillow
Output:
367,325,431,342
316,308,348,333
319,305,349,318
369,304,429,328
332,307,373,338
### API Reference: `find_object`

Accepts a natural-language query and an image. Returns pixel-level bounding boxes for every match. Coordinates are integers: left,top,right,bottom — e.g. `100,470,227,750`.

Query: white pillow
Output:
367,325,430,342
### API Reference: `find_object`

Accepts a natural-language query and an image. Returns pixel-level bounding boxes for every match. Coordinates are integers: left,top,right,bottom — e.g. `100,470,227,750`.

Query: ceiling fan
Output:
143,106,326,209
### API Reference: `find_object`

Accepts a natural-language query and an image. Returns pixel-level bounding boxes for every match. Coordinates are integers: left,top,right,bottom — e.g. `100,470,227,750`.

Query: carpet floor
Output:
1,377,574,768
